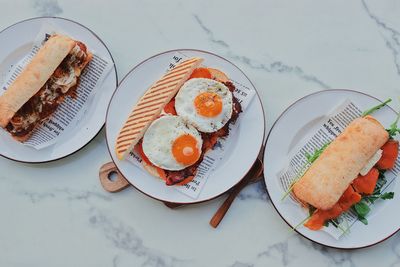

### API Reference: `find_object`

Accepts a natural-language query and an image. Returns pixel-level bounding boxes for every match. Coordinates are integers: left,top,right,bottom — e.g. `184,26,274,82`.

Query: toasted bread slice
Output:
115,57,203,160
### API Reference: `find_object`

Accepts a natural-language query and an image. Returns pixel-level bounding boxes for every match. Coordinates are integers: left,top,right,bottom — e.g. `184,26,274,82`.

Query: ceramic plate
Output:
0,17,117,163
106,49,265,204
264,89,400,249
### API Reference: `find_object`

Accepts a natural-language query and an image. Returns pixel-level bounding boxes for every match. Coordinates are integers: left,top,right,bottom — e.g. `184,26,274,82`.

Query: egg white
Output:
142,115,203,171
175,78,233,133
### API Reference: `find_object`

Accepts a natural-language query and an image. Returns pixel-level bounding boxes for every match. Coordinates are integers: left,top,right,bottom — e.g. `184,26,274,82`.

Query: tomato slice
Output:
208,68,229,83
163,99,177,115
377,140,399,170
135,142,152,165
304,186,361,230
352,168,379,195
135,142,167,181
189,68,212,79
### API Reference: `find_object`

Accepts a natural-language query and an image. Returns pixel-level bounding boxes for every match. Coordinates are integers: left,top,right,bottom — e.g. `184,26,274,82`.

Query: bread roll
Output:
293,115,389,210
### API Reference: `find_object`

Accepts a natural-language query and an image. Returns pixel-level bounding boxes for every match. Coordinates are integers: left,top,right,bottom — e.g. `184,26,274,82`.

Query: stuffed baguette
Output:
0,34,92,141
293,115,389,210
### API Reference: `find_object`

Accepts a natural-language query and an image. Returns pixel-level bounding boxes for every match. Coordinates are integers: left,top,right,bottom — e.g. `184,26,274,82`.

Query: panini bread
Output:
115,57,203,160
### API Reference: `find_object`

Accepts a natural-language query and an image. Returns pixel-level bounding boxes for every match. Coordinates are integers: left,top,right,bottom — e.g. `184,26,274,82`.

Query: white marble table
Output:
1,0,400,266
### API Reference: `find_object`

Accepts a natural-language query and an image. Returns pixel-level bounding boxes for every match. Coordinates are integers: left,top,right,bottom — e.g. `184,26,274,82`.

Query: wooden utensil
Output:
209,158,263,228
155,158,263,211
98,157,263,221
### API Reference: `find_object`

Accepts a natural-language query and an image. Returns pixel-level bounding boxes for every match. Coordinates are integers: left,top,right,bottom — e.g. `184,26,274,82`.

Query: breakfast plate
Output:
0,17,117,163
264,89,400,249
105,49,265,204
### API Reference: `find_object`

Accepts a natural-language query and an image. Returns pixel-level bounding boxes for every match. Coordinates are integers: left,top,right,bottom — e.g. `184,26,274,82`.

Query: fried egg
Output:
142,115,203,171
175,78,233,133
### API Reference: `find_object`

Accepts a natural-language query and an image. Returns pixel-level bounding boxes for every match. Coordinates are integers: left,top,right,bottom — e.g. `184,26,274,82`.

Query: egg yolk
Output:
194,92,223,117
172,134,200,165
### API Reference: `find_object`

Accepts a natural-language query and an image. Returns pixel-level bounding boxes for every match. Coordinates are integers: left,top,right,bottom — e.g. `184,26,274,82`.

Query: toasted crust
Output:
0,35,76,128
292,115,389,210
143,161,162,178
10,132,33,142
115,57,203,160
141,161,195,186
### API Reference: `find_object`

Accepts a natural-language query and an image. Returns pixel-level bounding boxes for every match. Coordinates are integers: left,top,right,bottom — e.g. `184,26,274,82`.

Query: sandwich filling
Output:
6,42,90,138
294,112,400,230
163,90,242,185
136,79,242,186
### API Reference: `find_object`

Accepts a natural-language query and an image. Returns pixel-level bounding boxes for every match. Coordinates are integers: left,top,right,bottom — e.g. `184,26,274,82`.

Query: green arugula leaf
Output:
352,201,370,225
305,142,331,164
358,217,368,225
292,214,312,232
387,111,400,139
381,192,395,200
329,218,350,234
308,205,316,216
371,170,387,195
281,164,309,201
353,201,370,218
325,218,339,228
361,98,392,117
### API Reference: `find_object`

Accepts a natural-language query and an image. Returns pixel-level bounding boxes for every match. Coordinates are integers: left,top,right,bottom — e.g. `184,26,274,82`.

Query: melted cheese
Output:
360,149,383,176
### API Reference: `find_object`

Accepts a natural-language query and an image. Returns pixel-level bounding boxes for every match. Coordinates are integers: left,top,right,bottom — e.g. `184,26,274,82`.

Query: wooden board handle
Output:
99,162,130,192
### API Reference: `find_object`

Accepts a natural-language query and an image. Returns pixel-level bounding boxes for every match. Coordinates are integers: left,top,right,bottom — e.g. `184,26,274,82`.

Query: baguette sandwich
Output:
0,34,92,142
115,59,242,186
292,112,399,230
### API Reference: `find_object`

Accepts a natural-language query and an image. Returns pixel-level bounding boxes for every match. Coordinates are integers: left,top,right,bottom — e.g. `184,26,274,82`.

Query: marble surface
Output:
1,0,400,266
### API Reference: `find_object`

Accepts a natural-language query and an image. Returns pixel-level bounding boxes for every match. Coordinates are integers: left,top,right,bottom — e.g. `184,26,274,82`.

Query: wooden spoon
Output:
209,158,264,228
98,157,264,224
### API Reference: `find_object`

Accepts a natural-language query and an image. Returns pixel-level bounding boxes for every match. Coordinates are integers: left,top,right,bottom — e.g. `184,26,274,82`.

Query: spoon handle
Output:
209,183,244,228
209,158,263,228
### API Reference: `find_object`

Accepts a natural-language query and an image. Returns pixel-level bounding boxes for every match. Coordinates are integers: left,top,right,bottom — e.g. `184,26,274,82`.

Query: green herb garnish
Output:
364,192,394,204
330,218,350,234
308,205,316,216
305,142,331,164
358,217,368,225
351,170,394,225
362,97,400,138
361,98,392,117
291,214,312,232
354,201,370,217
281,164,308,201
387,111,400,139
353,201,370,225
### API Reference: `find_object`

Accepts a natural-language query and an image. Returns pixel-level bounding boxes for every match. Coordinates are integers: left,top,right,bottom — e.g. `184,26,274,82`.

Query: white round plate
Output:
264,89,400,249
106,49,265,204
0,17,117,163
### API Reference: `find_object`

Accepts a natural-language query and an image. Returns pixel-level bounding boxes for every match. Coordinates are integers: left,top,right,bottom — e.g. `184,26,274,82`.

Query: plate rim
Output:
105,48,266,204
0,16,118,164
263,88,400,250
